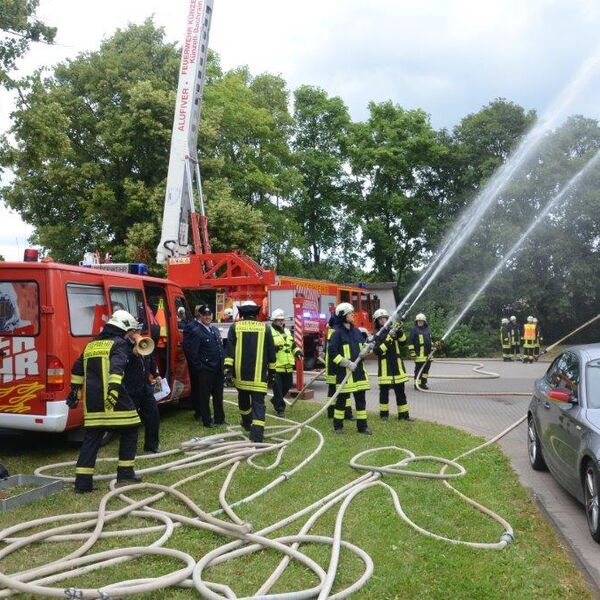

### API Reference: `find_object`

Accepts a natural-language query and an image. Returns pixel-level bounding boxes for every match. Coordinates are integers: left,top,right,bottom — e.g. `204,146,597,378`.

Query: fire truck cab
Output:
0,257,191,433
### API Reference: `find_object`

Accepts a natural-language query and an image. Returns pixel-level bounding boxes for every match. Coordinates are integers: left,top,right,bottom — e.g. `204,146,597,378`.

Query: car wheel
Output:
583,460,600,543
527,416,547,471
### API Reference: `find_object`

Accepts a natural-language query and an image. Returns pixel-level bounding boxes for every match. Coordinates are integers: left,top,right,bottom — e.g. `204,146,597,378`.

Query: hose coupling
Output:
281,471,290,480
500,531,514,545
97,592,113,600
64,588,83,599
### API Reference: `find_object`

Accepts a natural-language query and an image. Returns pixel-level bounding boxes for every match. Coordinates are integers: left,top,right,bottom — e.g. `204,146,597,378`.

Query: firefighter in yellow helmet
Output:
270,309,303,417
224,301,276,442
372,309,411,420
68,310,141,493
328,302,371,435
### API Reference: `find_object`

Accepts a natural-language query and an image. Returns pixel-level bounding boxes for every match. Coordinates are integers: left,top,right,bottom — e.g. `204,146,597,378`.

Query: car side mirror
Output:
547,390,572,403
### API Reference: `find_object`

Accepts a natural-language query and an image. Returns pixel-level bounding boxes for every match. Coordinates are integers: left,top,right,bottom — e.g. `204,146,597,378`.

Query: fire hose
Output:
0,365,520,598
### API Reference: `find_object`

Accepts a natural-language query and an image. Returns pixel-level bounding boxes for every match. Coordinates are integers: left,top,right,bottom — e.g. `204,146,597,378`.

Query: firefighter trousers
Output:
333,391,367,432
271,372,293,414
74,425,138,491
196,368,225,426
414,360,431,387
509,344,520,360
523,346,535,363
326,383,354,419
133,391,160,451
379,383,409,419
238,390,266,443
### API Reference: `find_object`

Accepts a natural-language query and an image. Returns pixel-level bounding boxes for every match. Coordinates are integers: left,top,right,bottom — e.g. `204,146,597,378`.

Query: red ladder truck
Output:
156,0,378,389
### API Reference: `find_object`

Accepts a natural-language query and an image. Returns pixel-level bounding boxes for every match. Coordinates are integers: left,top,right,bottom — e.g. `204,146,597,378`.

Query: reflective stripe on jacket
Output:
500,325,511,348
374,328,409,385
224,319,276,393
71,326,139,428
408,325,432,363
272,325,299,373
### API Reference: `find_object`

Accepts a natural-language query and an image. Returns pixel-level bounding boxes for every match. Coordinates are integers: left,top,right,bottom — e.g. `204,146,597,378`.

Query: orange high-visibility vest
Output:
523,323,536,341
155,298,168,348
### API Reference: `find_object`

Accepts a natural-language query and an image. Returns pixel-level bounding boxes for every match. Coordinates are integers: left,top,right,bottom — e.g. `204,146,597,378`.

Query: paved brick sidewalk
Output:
308,359,600,594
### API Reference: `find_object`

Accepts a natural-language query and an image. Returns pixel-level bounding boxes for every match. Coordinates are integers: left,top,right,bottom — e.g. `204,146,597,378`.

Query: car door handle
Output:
543,401,551,409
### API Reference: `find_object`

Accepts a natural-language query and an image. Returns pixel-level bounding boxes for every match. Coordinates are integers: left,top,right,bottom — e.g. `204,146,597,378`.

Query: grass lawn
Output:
0,398,592,599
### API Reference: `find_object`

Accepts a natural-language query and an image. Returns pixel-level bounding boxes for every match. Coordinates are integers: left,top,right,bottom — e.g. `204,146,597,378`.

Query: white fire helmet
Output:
271,309,286,321
335,302,354,317
373,308,389,321
224,308,234,317
533,317,538,323
510,315,517,322
501,318,509,325
527,316,534,322
107,309,139,332
416,313,426,322
238,300,259,317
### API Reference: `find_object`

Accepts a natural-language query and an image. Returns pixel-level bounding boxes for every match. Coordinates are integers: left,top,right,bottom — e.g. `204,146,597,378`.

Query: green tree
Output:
349,101,447,283
0,0,56,88
291,85,354,270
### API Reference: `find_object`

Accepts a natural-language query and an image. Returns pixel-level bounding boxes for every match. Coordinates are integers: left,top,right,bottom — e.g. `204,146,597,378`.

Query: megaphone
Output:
131,332,155,356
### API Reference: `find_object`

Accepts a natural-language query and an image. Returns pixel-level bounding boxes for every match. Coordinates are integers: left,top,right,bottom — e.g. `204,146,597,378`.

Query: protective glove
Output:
106,383,120,410
409,351,417,360
66,385,81,409
296,351,304,360
388,328,399,340
339,357,357,372
434,339,444,351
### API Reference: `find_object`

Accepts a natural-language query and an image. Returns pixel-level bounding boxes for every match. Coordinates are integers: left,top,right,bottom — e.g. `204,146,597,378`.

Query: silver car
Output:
527,344,600,543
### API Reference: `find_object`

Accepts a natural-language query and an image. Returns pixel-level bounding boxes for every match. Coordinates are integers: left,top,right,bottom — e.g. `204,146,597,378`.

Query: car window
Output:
67,284,107,336
0,281,39,337
587,360,600,409
109,288,147,333
545,355,562,385
550,352,579,398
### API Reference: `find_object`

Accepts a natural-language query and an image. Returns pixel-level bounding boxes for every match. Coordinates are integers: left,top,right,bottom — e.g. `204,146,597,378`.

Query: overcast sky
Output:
2,0,600,260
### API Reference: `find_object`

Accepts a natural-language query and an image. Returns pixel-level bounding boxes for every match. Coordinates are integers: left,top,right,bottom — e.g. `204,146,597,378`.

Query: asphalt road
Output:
308,358,600,595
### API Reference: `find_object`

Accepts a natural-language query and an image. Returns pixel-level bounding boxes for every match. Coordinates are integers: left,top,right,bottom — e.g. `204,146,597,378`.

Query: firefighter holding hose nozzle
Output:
372,309,411,421
408,313,433,390
328,302,372,435
325,313,355,421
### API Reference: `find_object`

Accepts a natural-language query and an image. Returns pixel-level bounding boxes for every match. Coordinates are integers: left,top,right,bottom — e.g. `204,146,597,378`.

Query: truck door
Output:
0,277,46,417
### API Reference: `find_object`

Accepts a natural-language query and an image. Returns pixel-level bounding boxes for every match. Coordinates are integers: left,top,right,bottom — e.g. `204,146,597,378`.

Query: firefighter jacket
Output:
71,324,140,428
272,324,301,373
509,322,520,345
123,352,159,400
523,323,537,348
408,324,432,363
373,326,409,385
224,319,276,393
183,319,224,372
500,325,511,348
535,325,543,346
328,323,370,393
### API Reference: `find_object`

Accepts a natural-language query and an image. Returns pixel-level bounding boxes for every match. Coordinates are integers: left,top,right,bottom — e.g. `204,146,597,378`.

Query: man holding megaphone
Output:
123,323,162,453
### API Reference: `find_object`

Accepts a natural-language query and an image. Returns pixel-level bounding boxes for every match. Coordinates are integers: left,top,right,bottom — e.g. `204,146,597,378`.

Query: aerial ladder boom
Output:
156,0,214,265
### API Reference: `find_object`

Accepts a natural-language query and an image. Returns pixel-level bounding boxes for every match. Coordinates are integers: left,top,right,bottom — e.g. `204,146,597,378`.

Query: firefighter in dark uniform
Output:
372,309,411,420
67,310,141,493
123,324,161,453
508,315,520,360
328,302,371,435
270,309,303,417
408,313,432,390
224,300,276,443
500,318,511,361
533,317,543,360
325,315,355,420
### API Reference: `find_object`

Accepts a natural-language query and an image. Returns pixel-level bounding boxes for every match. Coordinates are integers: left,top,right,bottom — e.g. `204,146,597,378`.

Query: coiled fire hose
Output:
0,358,521,599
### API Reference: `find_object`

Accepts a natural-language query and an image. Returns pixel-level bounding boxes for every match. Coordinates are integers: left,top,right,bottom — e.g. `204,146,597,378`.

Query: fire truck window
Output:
109,289,148,333
340,290,350,303
0,281,39,337
67,284,107,337
351,292,360,311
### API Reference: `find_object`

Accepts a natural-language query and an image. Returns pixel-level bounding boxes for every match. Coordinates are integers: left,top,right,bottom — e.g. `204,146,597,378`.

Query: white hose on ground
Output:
1,361,526,598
